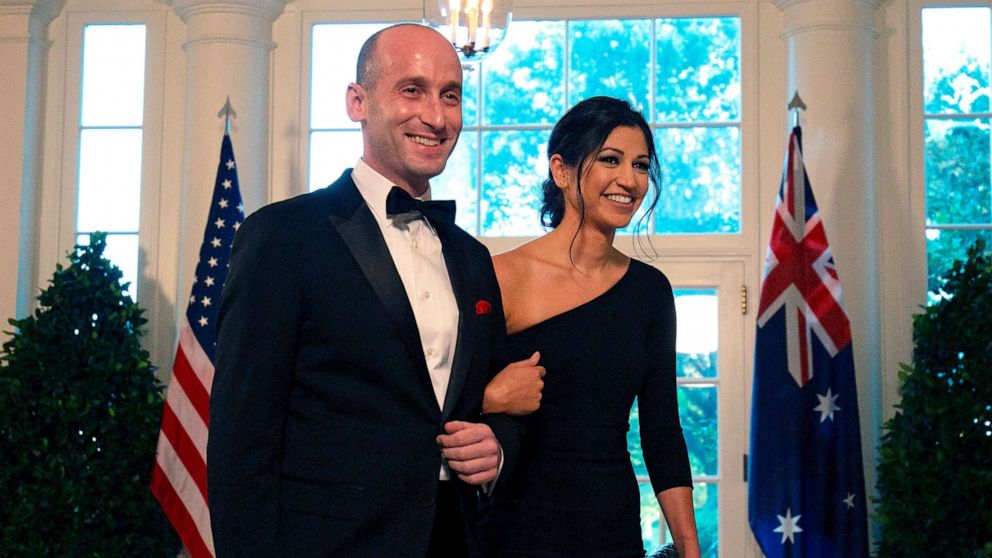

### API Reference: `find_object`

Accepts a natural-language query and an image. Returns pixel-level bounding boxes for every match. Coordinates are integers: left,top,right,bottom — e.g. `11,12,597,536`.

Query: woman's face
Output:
556,125,651,232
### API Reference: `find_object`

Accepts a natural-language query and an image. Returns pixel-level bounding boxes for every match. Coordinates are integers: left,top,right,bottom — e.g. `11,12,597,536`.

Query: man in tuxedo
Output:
207,23,540,557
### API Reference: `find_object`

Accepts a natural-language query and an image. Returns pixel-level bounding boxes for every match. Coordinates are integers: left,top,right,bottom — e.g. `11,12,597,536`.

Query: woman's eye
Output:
599,155,619,165
633,161,650,171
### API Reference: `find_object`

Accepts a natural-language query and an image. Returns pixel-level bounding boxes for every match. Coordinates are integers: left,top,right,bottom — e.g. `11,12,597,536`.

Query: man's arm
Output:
207,212,301,557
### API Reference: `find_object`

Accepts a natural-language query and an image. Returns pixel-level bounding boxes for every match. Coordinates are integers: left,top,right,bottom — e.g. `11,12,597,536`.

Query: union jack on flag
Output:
748,126,869,557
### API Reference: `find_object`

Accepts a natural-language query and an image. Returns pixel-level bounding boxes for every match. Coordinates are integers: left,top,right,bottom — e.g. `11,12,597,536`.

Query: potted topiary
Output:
875,240,992,557
0,233,180,556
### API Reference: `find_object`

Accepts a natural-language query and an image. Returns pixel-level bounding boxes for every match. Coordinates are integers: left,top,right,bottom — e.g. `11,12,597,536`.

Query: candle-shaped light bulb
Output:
448,0,460,44
465,0,479,48
480,0,493,49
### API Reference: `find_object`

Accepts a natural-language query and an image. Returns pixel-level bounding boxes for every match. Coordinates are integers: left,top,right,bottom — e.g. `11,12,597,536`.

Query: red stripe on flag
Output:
159,401,208,500
173,346,211,426
151,462,213,558
798,307,810,385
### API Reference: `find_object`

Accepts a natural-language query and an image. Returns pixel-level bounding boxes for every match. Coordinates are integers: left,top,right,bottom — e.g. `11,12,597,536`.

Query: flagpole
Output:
217,96,237,135
788,90,806,129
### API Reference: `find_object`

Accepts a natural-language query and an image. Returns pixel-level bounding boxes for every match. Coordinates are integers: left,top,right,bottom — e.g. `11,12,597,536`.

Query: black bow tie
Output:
385,186,456,227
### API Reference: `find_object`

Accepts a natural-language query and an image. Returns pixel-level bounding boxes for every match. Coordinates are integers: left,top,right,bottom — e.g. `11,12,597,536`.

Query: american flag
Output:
151,133,244,558
748,126,869,557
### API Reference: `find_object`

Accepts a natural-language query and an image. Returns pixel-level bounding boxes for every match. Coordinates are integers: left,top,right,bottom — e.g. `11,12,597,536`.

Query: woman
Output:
480,97,701,558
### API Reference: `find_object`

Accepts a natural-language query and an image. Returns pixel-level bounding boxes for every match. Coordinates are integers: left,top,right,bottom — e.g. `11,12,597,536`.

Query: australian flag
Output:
748,126,869,557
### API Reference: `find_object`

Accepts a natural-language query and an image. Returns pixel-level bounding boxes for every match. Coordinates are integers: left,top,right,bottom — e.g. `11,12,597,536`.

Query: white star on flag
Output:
205,276,215,287
223,179,232,189
219,198,228,209
774,508,802,544
201,296,211,307
214,218,226,229
189,295,196,304
237,203,244,214
814,388,841,423
226,159,235,170
198,316,208,327
211,237,222,248
208,257,219,268
844,493,856,509
234,221,241,231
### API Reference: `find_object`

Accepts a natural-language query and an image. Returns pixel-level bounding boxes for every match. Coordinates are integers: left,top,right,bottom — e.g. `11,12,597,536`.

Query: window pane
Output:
925,118,991,225
482,21,565,125
77,129,142,232
674,289,718,378
81,25,146,127
309,130,363,191
311,23,387,130
433,132,480,234
656,17,741,123
480,129,549,235
679,384,718,477
926,228,992,296
76,233,140,300
656,126,741,234
638,479,664,552
922,8,991,115
569,19,651,112
692,481,719,557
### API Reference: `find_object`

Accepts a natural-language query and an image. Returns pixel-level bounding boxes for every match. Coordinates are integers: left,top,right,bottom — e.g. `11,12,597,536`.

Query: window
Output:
75,24,147,298
308,18,741,238
922,7,991,295
307,18,745,554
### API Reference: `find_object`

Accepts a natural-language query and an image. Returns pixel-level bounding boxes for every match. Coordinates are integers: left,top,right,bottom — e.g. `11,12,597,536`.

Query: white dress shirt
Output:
352,160,461,480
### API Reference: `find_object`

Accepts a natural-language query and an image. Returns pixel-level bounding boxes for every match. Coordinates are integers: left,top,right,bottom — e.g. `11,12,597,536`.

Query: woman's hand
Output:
483,352,545,415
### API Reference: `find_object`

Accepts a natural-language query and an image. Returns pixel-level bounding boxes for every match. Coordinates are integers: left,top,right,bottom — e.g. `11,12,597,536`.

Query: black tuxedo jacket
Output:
207,170,520,558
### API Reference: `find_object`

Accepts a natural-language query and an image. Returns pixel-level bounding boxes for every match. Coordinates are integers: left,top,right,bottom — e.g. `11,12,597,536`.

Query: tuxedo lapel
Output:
325,173,433,394
438,225,475,421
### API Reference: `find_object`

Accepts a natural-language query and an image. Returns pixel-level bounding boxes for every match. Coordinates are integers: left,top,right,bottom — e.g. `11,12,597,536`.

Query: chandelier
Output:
424,0,512,65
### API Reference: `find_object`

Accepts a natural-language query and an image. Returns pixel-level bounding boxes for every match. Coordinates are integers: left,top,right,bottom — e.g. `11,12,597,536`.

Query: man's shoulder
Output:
247,171,354,226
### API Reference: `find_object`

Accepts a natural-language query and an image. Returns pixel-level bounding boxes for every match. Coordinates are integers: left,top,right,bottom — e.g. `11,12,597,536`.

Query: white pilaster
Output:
773,0,885,534
165,0,287,317
0,0,62,330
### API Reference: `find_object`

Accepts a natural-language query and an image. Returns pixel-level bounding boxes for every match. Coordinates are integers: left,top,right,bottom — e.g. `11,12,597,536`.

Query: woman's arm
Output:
657,486,701,558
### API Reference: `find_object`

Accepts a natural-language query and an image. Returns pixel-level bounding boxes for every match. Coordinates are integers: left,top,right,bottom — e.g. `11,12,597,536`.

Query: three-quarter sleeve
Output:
638,272,693,496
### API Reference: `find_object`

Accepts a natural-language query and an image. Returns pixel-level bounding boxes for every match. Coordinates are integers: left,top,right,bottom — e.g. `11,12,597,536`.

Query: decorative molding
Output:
165,0,288,23
0,0,62,48
773,0,885,10
182,35,276,51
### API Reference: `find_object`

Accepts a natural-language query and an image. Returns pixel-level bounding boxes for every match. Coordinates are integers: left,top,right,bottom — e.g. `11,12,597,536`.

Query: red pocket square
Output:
475,299,492,316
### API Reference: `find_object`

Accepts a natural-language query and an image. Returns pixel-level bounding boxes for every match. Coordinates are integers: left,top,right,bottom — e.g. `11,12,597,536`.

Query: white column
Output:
0,0,62,329
165,0,287,310
772,0,884,531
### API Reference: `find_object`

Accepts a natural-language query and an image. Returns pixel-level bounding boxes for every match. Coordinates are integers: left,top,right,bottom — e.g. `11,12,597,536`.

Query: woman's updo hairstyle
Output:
539,96,661,229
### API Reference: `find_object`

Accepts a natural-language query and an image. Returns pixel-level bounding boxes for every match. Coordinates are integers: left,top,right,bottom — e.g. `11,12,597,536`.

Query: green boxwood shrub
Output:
875,240,992,557
0,233,180,556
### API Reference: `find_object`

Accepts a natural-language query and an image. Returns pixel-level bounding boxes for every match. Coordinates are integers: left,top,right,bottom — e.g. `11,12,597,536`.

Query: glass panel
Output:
433,131,480,234
925,118,991,225
678,384,718,477
638,480,664,552
480,129,549,235
926,228,992,298
569,19,651,112
81,25,146,127
655,17,741,123
922,8,991,115
482,20,565,125
77,129,142,232
655,126,740,234
309,130,363,191
76,233,140,300
674,288,718,377
691,481,719,557
311,23,388,130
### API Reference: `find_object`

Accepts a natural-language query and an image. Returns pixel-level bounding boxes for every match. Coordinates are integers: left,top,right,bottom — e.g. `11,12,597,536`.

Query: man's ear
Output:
345,82,367,123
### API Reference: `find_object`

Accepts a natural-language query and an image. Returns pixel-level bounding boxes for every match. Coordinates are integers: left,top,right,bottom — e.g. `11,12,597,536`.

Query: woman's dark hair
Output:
540,96,661,231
